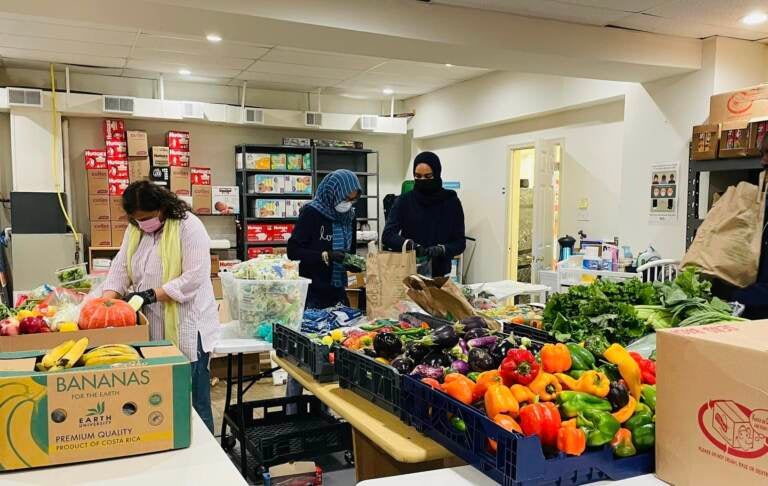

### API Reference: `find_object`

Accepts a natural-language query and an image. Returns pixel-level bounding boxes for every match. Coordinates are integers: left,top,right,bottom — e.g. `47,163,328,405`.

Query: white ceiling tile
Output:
646,1,768,35
370,60,487,80
434,0,633,25
613,12,765,39
247,61,360,80
0,33,131,58
237,80,332,93
346,72,449,89
0,48,125,69
67,65,125,77
131,48,253,70
121,69,161,79
0,12,136,32
554,0,668,13
135,33,271,58
125,59,241,78
0,18,137,45
335,78,444,95
260,47,386,71
236,71,343,88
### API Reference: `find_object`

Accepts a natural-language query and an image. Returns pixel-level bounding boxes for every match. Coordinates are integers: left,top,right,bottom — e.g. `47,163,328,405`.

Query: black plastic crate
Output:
335,344,404,419
273,324,337,382
500,322,555,349
236,395,352,478
401,375,654,486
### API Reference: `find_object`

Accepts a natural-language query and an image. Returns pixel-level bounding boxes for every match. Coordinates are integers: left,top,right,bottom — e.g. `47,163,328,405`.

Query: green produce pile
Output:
544,268,744,346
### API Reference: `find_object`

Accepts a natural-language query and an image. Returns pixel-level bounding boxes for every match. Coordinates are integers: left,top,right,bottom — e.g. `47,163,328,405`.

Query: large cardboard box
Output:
84,149,107,170
0,340,190,471
151,146,169,166
168,150,190,168
126,130,148,157
107,160,128,180
88,195,110,221
109,196,127,221
103,118,125,141
106,140,127,161
167,130,190,151
192,185,212,214
190,167,211,186
111,221,128,244
656,322,768,486
128,157,150,182
87,169,109,195
710,84,768,123
90,221,112,247
170,167,191,196
719,120,750,158
212,186,239,215
108,179,130,197
210,254,220,275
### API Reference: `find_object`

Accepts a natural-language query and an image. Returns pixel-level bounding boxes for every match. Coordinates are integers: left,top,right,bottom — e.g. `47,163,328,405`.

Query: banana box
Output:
0,340,191,471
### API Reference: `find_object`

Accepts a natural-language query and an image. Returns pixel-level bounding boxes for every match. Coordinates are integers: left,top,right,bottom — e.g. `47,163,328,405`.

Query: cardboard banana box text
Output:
0,340,191,471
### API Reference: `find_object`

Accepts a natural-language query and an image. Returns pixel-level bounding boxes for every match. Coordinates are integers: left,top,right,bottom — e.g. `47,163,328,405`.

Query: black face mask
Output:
414,178,442,194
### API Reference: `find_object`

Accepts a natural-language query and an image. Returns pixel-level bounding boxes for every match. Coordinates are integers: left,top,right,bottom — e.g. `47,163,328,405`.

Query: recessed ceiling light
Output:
178,69,191,75
741,11,767,25
206,33,222,43
445,63,454,67
382,88,394,95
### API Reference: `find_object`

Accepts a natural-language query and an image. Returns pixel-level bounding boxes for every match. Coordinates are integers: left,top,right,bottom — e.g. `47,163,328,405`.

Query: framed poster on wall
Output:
649,162,679,224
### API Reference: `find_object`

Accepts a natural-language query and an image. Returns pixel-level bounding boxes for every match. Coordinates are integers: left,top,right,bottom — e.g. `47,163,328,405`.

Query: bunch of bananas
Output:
81,344,140,367
37,337,89,372
0,377,49,470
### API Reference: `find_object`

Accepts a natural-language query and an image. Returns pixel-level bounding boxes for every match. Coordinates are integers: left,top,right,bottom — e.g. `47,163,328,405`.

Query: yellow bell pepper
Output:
604,344,642,399
555,370,610,398
613,396,637,423
528,372,562,401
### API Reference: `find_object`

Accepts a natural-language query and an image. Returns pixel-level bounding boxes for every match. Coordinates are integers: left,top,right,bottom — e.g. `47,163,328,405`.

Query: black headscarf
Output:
412,151,455,206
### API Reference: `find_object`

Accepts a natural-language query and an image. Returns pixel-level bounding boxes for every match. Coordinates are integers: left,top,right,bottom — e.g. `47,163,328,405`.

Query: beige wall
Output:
66,117,408,246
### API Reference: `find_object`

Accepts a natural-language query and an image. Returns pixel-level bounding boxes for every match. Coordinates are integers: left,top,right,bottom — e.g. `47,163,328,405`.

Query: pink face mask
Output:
137,217,163,233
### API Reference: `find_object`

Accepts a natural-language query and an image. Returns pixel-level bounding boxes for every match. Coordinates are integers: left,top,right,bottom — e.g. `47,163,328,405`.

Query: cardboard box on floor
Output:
0,340,190,471
656,321,768,486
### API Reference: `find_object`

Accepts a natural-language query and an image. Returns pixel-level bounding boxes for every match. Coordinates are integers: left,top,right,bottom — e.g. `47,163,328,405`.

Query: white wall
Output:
415,102,625,283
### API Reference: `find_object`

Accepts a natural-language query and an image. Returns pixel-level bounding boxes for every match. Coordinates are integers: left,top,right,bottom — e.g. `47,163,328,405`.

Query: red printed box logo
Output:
169,150,190,167
109,179,130,196
103,119,125,141
167,131,190,151
699,399,768,458
85,149,107,169
106,140,128,160
107,160,129,180
191,167,211,185
248,247,274,258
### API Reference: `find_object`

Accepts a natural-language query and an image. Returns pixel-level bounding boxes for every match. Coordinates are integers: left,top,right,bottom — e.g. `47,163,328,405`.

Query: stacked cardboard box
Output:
126,130,150,184
86,148,111,247
167,131,191,197
191,167,212,214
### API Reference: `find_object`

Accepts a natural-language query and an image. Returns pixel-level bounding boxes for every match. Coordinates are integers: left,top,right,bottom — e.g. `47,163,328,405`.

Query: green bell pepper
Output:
556,391,612,418
451,416,467,432
598,362,622,382
569,370,587,379
641,384,656,412
631,423,655,451
631,403,653,420
577,409,621,447
612,429,637,457
467,372,481,382
566,343,595,370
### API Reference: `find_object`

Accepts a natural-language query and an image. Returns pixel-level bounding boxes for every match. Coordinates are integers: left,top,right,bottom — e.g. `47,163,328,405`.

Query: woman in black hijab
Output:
382,151,466,277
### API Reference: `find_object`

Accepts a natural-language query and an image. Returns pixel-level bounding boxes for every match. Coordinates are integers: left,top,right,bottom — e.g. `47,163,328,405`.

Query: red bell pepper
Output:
629,352,656,385
519,401,561,447
499,349,541,386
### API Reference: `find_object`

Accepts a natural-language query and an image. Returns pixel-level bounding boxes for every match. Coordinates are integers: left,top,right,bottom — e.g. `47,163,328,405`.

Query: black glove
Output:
415,245,426,258
424,245,446,258
124,289,157,307
330,251,346,263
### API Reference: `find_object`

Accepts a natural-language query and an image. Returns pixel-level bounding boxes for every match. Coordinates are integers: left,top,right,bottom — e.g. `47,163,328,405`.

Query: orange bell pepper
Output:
510,384,538,405
557,418,586,456
540,343,572,373
528,372,563,401
485,383,520,418
421,378,443,391
473,370,503,402
444,377,475,405
488,414,523,452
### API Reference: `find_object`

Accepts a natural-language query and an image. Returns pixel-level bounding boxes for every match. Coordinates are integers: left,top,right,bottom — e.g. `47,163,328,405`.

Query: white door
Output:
531,140,558,283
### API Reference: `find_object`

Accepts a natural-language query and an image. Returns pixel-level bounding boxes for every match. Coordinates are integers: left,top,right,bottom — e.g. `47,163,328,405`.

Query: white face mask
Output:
335,201,353,213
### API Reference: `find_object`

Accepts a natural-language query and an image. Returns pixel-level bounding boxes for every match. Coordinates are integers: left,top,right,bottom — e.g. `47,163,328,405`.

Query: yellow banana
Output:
59,337,89,368
88,344,137,354
5,399,48,468
83,354,140,367
41,340,76,369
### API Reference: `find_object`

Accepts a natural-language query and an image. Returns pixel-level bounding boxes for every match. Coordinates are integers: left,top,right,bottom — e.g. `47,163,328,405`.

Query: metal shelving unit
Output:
686,155,764,248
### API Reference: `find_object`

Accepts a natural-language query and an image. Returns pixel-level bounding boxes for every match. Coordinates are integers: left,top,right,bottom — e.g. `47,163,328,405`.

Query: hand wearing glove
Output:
415,245,426,258
330,251,347,263
124,289,157,308
423,245,446,258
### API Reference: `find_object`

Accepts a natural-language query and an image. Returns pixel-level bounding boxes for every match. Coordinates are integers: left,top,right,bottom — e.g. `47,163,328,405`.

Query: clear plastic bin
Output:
55,262,88,284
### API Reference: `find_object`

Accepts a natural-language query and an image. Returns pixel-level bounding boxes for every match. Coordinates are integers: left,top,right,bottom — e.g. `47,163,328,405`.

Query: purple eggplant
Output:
410,364,445,382
468,347,495,372
418,325,460,349
373,332,403,360
460,315,488,331
405,341,430,363
463,327,490,341
490,336,517,367
450,359,470,375
423,350,452,368
391,355,416,374
467,335,499,349
458,338,469,356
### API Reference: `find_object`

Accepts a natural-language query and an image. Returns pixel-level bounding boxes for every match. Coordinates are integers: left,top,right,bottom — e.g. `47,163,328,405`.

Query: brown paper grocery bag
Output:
681,172,766,288
365,241,417,319
403,275,476,321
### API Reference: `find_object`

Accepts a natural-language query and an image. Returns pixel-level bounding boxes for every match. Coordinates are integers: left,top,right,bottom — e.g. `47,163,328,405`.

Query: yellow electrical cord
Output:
49,64,79,244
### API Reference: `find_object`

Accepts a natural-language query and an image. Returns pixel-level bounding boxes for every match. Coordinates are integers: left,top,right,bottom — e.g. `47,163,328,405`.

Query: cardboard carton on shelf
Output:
168,149,190,167
210,254,220,275
151,146,169,166
719,120,750,158
211,276,222,299
192,184,212,214
691,124,721,161
103,118,125,141
126,130,148,156
87,168,109,195
111,220,128,244
190,167,211,186
212,186,239,215
0,339,190,471
656,321,768,486
167,130,190,151
271,153,287,170
110,196,127,221
107,159,129,180
106,140,128,161
90,221,112,247
84,149,107,170
170,166,191,196
88,195,110,221
747,118,768,156
128,157,151,182
108,178,130,197
710,84,768,123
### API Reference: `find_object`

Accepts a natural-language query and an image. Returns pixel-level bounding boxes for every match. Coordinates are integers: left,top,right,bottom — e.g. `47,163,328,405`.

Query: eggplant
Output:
460,315,488,331
490,336,517,367
404,341,430,363
450,359,470,375
463,327,490,341
410,364,445,382
373,332,403,360
458,338,468,356
467,335,499,349
423,350,452,368
391,355,416,375
419,325,460,349
468,347,495,372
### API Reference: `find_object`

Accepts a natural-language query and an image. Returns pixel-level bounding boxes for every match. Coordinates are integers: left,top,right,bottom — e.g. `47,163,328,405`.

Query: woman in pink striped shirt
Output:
103,181,220,433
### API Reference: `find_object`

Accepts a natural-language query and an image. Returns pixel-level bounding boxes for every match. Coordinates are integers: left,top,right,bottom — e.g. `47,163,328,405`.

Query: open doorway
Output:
507,141,562,283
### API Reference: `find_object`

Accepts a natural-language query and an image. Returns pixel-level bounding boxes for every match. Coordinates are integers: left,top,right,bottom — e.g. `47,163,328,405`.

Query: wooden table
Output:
272,355,462,482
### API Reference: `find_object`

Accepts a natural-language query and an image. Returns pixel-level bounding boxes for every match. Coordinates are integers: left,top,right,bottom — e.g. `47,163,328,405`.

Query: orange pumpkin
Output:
79,298,137,329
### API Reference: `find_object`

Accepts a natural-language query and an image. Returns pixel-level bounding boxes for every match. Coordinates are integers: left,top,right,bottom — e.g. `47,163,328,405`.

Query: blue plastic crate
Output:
401,375,654,486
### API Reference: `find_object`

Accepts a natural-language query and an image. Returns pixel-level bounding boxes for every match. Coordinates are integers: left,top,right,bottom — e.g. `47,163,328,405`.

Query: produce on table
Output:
37,337,89,372
629,351,656,385
19,316,51,334
557,419,587,456
539,343,572,373
0,317,20,336
484,383,519,418
342,253,366,272
499,349,540,386
479,304,544,329
37,340,141,372
519,401,561,447
528,372,562,401
232,255,299,280
79,298,137,329
578,409,621,447
555,370,610,397
611,428,637,457
603,343,642,399
55,263,86,284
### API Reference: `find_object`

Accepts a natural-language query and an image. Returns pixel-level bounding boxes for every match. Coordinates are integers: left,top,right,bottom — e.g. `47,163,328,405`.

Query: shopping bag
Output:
366,241,417,319
681,172,767,288
403,275,476,321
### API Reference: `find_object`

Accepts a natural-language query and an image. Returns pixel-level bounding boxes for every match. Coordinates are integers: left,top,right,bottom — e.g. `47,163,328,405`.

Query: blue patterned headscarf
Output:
307,169,361,287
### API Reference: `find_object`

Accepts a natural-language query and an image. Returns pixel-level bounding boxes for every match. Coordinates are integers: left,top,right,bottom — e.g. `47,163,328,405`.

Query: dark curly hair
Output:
122,181,190,224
